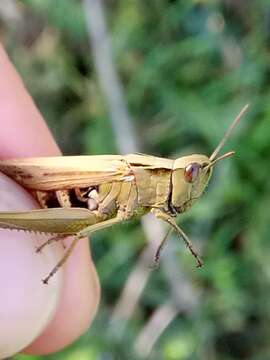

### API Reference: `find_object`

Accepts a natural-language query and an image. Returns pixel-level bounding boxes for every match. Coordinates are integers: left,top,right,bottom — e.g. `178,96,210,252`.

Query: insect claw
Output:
42,271,55,284
42,278,49,285
196,258,204,268
35,245,42,253
36,243,46,253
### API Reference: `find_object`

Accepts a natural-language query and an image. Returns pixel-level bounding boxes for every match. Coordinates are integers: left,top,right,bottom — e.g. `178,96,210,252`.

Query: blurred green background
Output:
2,0,270,359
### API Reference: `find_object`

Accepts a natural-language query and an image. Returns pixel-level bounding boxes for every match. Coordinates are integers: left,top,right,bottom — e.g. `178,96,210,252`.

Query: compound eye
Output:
184,163,201,183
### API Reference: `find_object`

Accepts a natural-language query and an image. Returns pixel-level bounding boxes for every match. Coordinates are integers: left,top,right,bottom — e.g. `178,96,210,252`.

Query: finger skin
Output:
0,173,63,359
0,43,100,355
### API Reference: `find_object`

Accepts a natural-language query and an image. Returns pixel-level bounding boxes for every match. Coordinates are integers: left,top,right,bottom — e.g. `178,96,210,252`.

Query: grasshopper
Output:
0,105,248,283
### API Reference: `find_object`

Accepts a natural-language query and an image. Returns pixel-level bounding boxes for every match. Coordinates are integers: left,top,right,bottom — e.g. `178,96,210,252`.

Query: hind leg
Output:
42,213,125,284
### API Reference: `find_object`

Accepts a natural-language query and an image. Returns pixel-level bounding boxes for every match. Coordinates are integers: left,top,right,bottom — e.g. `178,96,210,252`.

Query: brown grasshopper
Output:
0,105,248,283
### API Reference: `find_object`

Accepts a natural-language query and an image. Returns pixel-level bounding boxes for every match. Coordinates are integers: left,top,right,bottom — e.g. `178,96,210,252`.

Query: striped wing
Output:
0,155,133,191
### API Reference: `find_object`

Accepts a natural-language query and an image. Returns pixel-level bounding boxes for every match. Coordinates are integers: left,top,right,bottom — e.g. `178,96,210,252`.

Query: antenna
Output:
210,104,249,161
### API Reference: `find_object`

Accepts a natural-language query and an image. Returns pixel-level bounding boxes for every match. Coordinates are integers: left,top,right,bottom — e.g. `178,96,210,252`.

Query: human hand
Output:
0,43,100,358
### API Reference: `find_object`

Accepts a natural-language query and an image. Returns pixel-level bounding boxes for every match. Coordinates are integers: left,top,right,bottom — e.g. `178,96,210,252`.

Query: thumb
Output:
0,172,64,358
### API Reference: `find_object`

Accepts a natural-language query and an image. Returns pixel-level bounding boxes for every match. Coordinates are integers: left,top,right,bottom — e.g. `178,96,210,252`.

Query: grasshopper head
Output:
171,154,213,213
170,104,249,214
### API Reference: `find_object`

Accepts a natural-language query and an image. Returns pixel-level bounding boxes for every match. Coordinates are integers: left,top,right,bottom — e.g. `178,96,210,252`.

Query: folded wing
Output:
0,155,133,190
